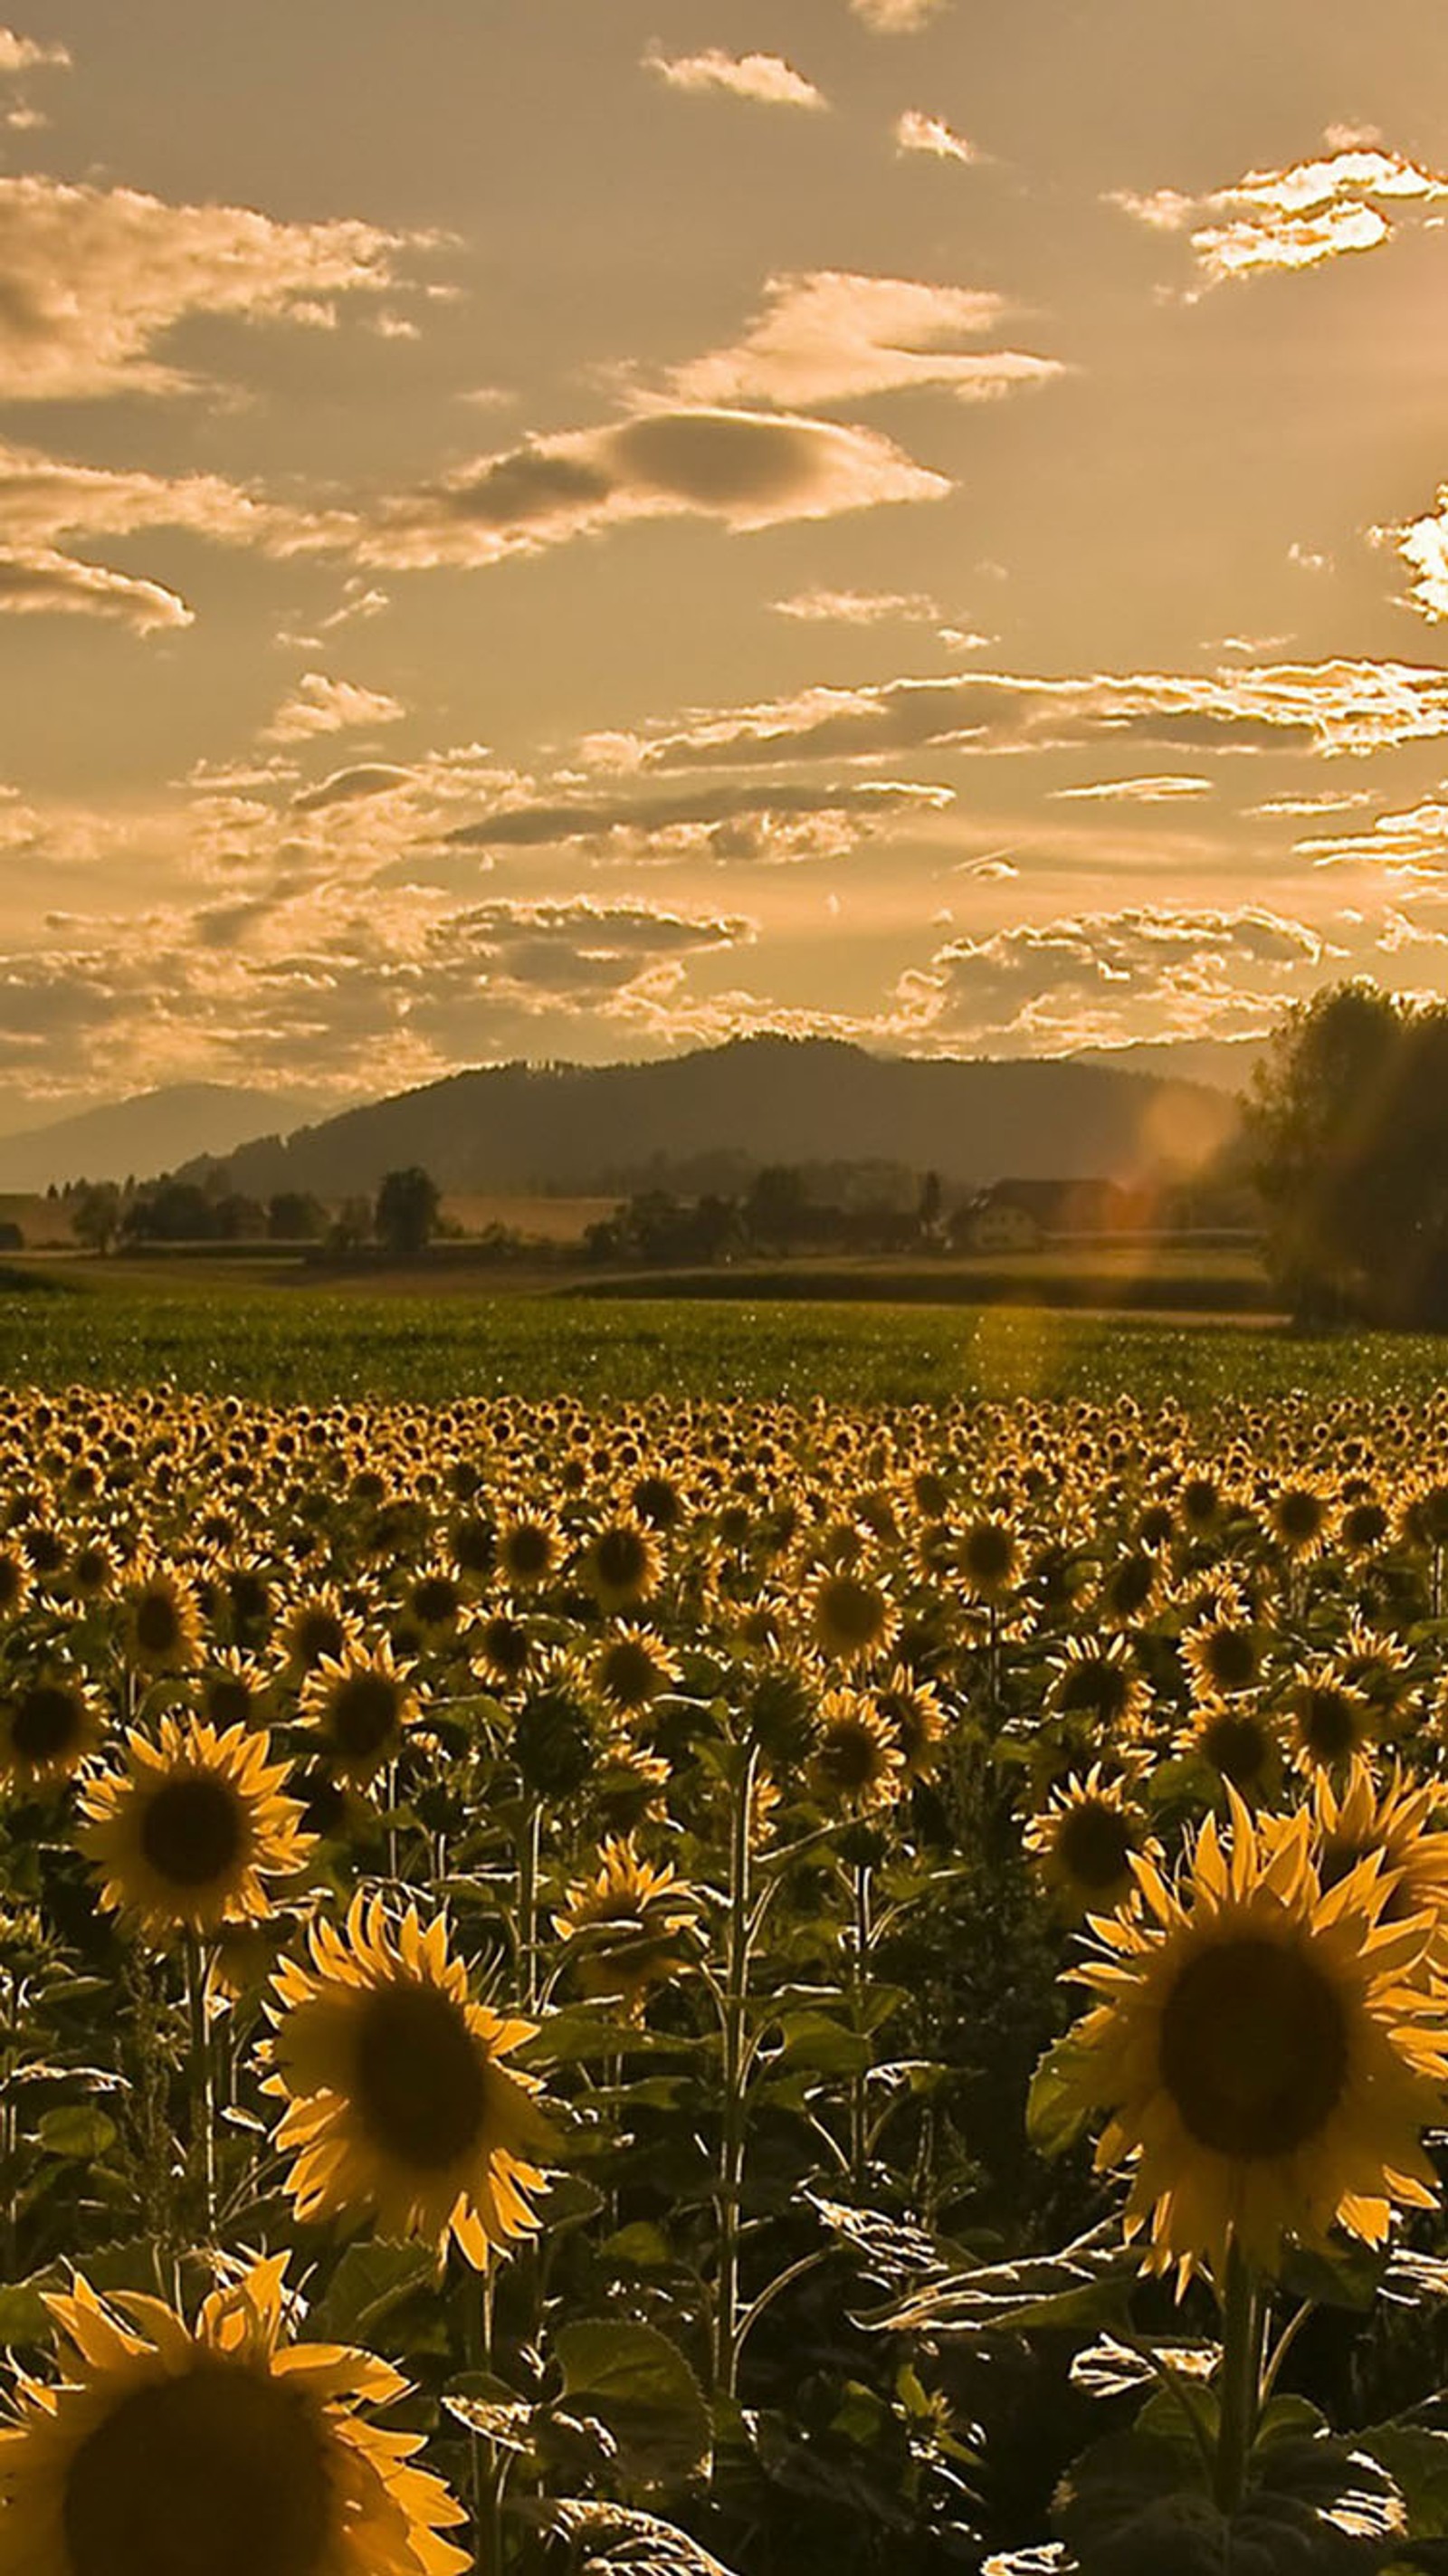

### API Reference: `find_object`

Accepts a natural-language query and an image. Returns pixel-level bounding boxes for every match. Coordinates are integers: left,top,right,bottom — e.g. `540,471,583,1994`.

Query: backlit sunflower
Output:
1045,1633,1151,1734
584,1519,662,1614
1180,1609,1264,1701
300,1643,420,1789
0,2255,468,2576
1061,1796,1447,2275
264,1894,555,2267
1024,1766,1154,1922
1282,1663,1376,1773
592,1624,681,1716
804,1564,898,1666
956,1515,1021,1604
119,1560,201,1674
1185,1699,1284,1807
79,1719,313,1939
808,1687,905,1814
1307,1760,1448,1953
0,1668,103,1790
554,1836,702,2019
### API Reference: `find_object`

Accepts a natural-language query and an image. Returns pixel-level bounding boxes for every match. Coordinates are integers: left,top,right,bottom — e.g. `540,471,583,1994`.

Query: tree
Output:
1245,981,1448,1324
267,1190,326,1242
71,1182,122,1255
744,1164,810,1255
375,1166,441,1257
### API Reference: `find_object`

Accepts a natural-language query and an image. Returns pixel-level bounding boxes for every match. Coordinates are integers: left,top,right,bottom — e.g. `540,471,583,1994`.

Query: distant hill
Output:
1070,1035,1272,1094
0,1084,316,1191
195,1037,1240,1201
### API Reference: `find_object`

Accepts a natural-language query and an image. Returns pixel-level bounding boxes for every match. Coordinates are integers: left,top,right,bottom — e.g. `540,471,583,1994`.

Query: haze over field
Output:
3,3,1448,1121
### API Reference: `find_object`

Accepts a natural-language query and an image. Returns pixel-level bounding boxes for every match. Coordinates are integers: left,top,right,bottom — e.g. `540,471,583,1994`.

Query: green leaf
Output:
0,2271,55,2344
1356,2427,1448,2541
312,2242,437,2342
772,2011,872,2078
538,2499,739,2576
34,2104,118,2161
554,2318,710,2481
871,2219,1138,2339
1025,2029,1096,2161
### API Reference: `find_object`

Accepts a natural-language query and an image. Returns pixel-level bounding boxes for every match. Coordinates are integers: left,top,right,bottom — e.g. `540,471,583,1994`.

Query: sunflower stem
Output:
1214,2244,1266,2514
463,2262,505,2575
714,1741,758,2406
848,1859,872,2197
183,1932,216,2239
518,1797,541,2013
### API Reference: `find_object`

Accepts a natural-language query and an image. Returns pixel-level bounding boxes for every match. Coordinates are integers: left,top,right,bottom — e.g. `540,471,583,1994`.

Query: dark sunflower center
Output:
135,1590,184,1655
963,1525,1015,1584
139,1778,244,1887
594,1529,650,1592
1106,1558,1156,1618
1054,1800,1133,1889
1159,1937,1348,2158
326,1674,402,1758
600,1641,658,1705
817,1722,886,1791
1058,1658,1131,1721
62,2360,329,2576
1202,1628,1257,1691
205,1677,255,1731
411,1576,460,1627
816,1578,886,1645
1298,1687,1362,1759
1276,1491,1325,1543
503,1525,553,1579
293,1611,345,1668
1200,1712,1271,1786
354,1980,490,2168
12,1682,83,1759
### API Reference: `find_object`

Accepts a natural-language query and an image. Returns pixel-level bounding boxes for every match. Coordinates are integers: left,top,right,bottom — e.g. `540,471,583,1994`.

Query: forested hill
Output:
194,1036,1241,1199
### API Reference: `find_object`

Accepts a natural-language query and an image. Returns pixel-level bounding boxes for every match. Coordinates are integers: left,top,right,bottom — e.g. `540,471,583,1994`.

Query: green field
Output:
0,1264,1443,1407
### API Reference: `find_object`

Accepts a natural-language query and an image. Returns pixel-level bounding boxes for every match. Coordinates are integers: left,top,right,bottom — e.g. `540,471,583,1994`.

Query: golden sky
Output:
4,0,1448,1114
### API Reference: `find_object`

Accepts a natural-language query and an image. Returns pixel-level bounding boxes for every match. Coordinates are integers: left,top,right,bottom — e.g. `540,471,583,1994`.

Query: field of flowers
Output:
6,1376,1448,2572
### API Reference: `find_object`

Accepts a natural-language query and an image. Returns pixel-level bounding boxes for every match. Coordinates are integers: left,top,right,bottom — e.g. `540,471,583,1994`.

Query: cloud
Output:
672,271,1063,408
611,658,1448,769
1050,775,1213,803
850,0,948,27
1110,145,1448,286
1394,490,1448,621
892,904,1329,1051
440,776,953,863
0,177,433,397
262,673,406,745
291,764,416,813
0,27,68,73
643,47,825,110
359,406,947,567
0,546,190,632
1292,798,1448,875
772,586,943,623
894,110,976,165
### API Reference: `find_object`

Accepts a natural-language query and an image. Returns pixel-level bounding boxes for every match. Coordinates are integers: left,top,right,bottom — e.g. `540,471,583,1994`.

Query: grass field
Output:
0,1263,1442,1407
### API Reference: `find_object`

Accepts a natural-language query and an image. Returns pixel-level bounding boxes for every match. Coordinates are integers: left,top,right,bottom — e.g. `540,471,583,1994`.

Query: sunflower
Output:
196,1649,276,1735
1045,1634,1150,1734
1185,1700,1284,1807
300,1643,420,1789
808,1687,905,1814
554,1837,702,2019
0,2256,469,2576
956,1515,1021,1603
592,1624,681,1716
584,1519,662,1614
119,1560,201,1674
1264,1482,1334,1560
1306,1760,1448,1951
79,1719,313,1939
1281,1664,1377,1773
874,1666,947,1784
1180,1610,1264,1701
0,1668,103,1790
495,1516,559,1589
1024,1767,1153,1922
1061,1795,1447,2275
264,1894,554,2267
281,1588,357,1681
804,1565,899,1666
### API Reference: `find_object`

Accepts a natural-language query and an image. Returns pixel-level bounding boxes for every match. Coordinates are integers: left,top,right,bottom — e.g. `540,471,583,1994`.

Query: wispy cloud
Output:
772,586,944,624
357,407,948,568
643,47,825,110
1050,775,1214,803
262,673,406,745
0,177,436,398
0,548,188,633
892,904,1329,1051
607,659,1448,768
1110,143,1448,285
893,110,976,165
672,271,1063,408
850,0,948,29
439,777,952,865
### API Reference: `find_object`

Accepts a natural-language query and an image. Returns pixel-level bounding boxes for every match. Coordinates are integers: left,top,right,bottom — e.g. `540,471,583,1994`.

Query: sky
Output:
4,0,1448,1118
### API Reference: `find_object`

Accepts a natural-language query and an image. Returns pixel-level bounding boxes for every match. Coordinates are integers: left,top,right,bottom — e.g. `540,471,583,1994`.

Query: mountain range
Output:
181,1036,1243,1201
0,1084,316,1194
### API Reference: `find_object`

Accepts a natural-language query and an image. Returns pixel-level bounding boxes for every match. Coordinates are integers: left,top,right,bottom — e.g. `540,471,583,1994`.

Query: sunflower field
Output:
10,1382,1448,2572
